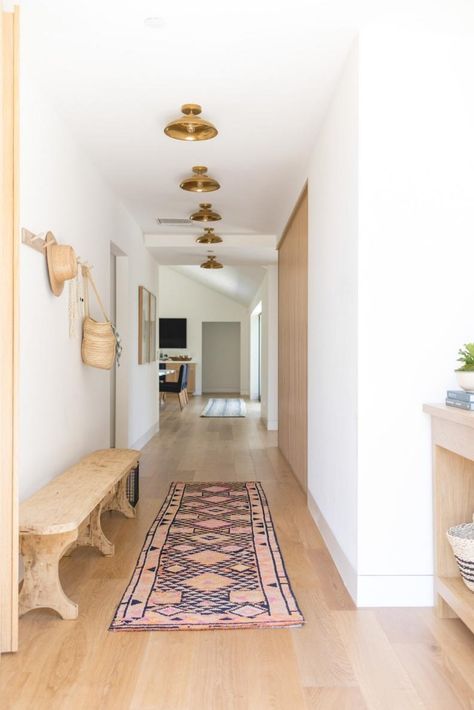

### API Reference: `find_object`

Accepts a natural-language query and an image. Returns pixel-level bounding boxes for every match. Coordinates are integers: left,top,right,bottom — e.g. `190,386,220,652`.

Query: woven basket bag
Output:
81,266,116,370
447,517,474,592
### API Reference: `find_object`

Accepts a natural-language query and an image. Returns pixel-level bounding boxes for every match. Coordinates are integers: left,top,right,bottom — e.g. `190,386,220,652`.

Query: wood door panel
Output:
278,187,308,491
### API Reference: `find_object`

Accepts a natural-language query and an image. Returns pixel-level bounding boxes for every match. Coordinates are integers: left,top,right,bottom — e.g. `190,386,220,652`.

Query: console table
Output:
424,404,474,633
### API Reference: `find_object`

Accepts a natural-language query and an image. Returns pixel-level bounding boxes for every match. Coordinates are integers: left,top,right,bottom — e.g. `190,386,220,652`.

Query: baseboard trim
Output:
131,421,159,450
202,389,241,394
307,493,434,607
307,491,357,603
265,418,278,431
357,575,434,607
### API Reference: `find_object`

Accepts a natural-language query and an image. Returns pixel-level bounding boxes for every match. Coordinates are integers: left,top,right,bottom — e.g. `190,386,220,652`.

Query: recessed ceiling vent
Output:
155,217,193,226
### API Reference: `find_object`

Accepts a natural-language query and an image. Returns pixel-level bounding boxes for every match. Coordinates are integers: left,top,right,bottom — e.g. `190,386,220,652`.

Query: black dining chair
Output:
159,363,167,405
159,364,188,410
181,363,189,404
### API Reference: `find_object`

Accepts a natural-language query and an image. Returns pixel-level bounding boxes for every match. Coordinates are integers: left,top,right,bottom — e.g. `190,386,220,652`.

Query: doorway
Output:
250,301,262,402
257,311,262,401
110,243,128,448
202,322,241,394
0,5,19,654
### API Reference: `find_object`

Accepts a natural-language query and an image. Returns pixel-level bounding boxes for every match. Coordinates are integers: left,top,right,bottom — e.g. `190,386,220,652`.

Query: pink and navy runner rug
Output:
110,481,304,631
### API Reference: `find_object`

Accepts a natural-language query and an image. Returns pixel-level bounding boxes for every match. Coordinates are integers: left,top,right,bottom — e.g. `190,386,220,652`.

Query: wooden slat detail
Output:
278,186,308,491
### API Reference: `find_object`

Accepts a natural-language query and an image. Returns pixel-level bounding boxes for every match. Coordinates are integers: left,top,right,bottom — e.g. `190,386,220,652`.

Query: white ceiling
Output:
169,266,266,307
145,233,277,266
21,0,471,303
146,233,274,304
21,0,358,241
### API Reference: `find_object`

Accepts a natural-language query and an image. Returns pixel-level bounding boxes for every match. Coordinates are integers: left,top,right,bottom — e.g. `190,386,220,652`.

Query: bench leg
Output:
19,530,79,620
64,502,114,557
103,477,136,519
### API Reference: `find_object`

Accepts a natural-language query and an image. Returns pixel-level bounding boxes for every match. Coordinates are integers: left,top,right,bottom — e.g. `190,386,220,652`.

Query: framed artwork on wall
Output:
149,293,157,363
138,286,157,364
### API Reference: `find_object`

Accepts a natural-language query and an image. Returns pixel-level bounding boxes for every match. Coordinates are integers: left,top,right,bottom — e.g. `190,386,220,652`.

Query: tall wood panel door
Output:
278,187,308,492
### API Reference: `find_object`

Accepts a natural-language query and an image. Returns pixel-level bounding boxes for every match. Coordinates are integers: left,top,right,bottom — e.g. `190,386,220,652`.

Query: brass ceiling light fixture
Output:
190,202,222,222
180,166,220,193
195,227,223,244
200,254,223,270
164,104,218,141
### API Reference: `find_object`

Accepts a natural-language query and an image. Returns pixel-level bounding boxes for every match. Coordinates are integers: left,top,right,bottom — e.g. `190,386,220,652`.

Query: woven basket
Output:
447,518,474,592
82,316,116,370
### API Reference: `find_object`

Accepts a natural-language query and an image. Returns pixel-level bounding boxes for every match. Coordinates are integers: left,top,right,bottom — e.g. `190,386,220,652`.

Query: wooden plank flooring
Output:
2,396,474,709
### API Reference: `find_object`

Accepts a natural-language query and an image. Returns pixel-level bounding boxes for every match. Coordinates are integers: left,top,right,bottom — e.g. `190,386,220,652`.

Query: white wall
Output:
356,26,474,605
159,266,249,395
202,322,241,393
19,38,158,501
306,25,474,607
307,40,359,597
248,266,278,430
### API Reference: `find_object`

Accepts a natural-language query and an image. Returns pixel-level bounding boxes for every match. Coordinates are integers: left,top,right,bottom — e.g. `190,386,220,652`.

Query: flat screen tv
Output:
159,318,187,348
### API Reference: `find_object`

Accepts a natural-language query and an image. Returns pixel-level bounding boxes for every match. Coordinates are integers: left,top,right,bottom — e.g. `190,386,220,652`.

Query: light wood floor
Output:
2,396,474,709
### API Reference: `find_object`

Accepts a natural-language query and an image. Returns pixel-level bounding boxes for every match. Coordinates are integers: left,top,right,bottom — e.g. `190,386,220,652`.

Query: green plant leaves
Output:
456,342,474,371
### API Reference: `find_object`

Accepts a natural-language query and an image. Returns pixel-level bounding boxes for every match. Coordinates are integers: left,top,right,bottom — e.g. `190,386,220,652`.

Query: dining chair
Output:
159,364,188,410
181,363,189,404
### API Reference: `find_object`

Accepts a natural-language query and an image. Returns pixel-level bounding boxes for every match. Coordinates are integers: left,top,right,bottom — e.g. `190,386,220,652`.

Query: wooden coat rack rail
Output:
21,228,50,253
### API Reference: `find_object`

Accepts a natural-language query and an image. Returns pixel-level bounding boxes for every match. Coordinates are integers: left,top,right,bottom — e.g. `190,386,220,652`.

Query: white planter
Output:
456,370,474,392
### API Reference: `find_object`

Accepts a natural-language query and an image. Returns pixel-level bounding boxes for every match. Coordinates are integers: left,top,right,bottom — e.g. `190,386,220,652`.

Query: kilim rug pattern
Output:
110,481,304,631
201,398,247,417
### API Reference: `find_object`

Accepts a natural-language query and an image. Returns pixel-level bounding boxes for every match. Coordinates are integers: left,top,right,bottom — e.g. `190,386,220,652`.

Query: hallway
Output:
2,397,474,709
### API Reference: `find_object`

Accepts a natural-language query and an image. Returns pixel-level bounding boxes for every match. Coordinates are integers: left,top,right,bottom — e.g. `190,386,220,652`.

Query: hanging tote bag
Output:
81,266,116,370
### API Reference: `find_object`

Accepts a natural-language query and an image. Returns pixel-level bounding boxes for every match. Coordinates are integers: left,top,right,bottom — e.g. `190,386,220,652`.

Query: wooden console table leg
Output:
64,503,114,557
19,529,79,619
437,593,458,619
103,477,136,519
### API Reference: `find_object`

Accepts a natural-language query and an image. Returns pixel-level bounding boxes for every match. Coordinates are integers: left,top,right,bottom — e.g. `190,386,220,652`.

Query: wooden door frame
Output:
0,4,19,653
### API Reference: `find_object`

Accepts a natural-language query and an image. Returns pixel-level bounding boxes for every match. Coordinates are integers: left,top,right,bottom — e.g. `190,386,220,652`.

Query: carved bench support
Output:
103,476,136,519
19,530,79,620
64,502,114,557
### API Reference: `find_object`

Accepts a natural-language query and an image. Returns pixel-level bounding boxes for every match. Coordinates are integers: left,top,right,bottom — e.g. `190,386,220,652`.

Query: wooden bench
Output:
19,448,140,620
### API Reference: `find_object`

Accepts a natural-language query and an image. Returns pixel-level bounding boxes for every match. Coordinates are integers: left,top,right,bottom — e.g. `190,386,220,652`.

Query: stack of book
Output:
446,390,474,410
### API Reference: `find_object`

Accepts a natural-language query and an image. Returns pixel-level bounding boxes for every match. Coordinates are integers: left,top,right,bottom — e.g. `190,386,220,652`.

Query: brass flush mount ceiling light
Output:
180,166,220,193
200,254,223,269
164,104,218,141
190,203,222,222
195,227,223,244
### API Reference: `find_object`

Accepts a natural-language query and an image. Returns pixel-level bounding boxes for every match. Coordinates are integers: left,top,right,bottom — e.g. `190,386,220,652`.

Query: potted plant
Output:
456,343,474,391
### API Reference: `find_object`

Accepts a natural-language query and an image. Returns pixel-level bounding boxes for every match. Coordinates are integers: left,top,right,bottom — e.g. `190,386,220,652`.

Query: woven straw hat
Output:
45,232,78,296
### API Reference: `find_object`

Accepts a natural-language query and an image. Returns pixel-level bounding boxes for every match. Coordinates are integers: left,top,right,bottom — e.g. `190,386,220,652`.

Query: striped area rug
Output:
110,481,304,631
201,398,247,417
